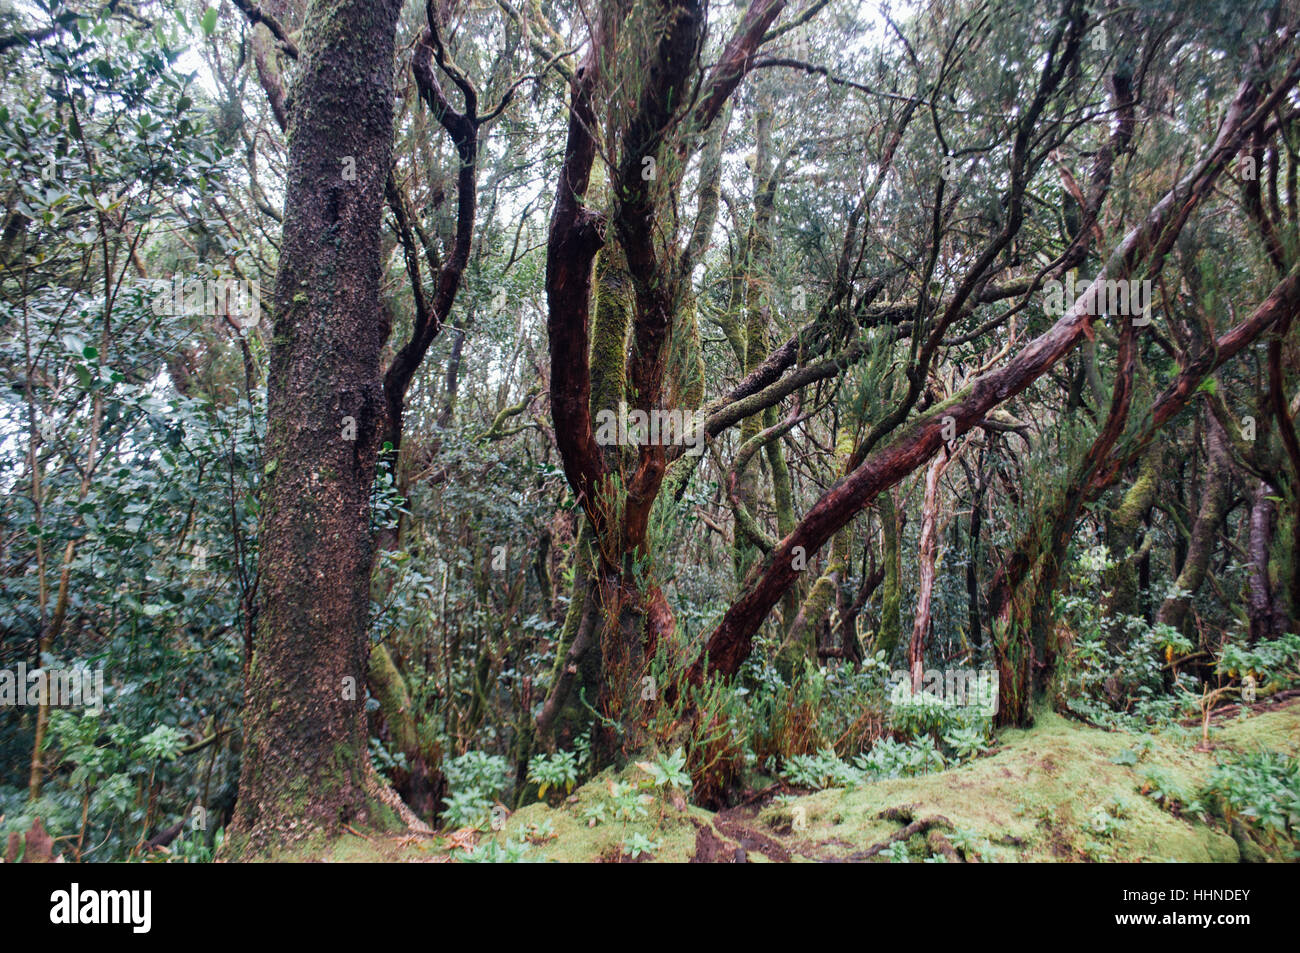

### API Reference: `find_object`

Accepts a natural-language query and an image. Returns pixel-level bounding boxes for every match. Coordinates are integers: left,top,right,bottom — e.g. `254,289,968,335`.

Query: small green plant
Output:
521,818,556,844
947,827,986,859
1138,767,1202,817
853,736,947,779
368,737,408,783
442,751,510,829
636,747,692,793
527,750,579,800
582,779,652,828
622,831,662,860
454,836,535,863
1217,632,1300,687
943,724,993,762
780,748,861,790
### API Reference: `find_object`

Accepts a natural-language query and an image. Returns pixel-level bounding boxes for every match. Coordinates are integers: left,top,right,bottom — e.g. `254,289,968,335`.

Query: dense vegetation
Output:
1,0,1298,864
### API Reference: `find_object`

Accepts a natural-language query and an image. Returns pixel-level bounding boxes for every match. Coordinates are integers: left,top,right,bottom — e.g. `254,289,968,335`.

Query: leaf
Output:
201,8,218,36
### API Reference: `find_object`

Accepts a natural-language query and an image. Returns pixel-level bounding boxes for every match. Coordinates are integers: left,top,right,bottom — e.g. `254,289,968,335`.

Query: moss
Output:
493,766,709,863
364,701,1300,863
589,246,632,418
1212,703,1300,753
667,296,705,411
745,707,1252,862
875,489,903,660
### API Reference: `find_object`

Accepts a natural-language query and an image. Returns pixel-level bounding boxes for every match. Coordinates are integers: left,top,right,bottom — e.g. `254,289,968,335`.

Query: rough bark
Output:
230,0,405,855
875,489,904,660
1102,452,1161,626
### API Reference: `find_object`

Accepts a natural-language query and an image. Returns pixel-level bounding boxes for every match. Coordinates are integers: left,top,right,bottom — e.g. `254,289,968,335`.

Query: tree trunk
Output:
909,452,951,690
1157,412,1230,637
230,0,404,855
875,489,904,660
1102,452,1161,629
1247,480,1288,643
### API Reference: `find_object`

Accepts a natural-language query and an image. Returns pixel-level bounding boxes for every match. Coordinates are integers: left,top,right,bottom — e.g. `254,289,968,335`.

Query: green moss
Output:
305,702,1300,862
589,247,632,418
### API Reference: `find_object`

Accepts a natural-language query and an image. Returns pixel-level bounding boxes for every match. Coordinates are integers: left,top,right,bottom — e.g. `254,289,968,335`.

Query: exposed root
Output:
845,805,957,862
365,761,433,835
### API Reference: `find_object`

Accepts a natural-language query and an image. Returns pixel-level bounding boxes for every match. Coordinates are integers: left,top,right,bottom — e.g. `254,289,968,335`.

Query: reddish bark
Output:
689,63,1300,683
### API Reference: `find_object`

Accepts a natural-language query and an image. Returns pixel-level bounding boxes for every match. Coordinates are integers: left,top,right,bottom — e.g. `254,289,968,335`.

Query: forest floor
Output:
314,698,1300,863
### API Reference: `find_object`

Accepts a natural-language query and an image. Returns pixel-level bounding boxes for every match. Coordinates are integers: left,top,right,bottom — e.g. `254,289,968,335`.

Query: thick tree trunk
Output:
230,0,404,855
1102,452,1161,628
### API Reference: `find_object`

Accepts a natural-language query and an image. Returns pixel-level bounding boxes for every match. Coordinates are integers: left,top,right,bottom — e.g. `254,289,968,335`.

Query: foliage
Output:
441,751,510,829
1201,749,1300,853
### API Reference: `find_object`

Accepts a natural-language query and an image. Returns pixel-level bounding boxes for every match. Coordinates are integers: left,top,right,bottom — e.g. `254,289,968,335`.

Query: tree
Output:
228,0,406,854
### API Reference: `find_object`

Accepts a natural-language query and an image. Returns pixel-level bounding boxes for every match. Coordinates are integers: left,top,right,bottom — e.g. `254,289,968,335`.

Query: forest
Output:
0,0,1298,867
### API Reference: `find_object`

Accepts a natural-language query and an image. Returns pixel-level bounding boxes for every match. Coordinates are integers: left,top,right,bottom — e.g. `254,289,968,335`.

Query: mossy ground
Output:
318,699,1299,863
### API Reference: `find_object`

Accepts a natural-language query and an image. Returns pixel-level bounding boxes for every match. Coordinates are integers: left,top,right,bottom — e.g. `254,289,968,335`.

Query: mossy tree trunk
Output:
734,98,778,583
1157,411,1230,639
1102,451,1161,630
990,309,1138,725
230,0,405,855
545,0,786,759
875,488,904,661
1247,479,1289,643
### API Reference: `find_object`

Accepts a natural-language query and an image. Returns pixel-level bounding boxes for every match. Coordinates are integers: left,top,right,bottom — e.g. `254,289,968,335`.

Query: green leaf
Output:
201,8,218,36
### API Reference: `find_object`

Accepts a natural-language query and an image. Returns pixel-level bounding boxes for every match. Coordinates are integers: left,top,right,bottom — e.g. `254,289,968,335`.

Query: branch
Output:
232,0,299,60
688,54,1300,683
